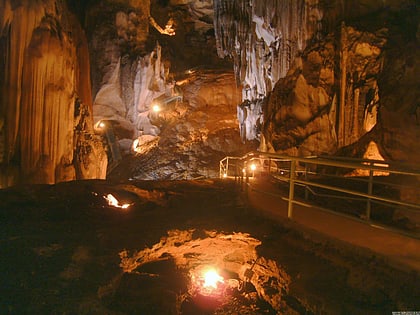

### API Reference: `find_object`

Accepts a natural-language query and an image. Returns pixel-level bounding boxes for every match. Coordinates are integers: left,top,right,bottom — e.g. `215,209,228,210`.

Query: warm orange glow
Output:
104,194,130,209
94,120,106,131
223,173,227,178
250,164,257,171
202,268,224,289
152,104,161,112
132,139,139,152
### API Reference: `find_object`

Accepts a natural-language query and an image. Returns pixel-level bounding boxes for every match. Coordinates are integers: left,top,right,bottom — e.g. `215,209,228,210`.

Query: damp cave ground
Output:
0,178,419,314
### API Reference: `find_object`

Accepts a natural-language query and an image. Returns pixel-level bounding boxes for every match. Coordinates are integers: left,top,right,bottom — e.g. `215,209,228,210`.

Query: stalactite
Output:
336,25,386,148
0,1,46,163
353,87,360,142
0,0,106,186
214,0,323,141
338,22,347,147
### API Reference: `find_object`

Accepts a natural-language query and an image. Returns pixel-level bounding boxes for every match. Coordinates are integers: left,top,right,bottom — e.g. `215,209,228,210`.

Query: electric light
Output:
103,194,130,209
132,139,139,152
152,103,161,112
223,173,227,178
203,268,224,289
99,121,106,128
250,164,257,171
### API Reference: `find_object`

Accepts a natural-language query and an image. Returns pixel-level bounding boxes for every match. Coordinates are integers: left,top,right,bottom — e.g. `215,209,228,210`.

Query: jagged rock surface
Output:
1,0,419,187
214,0,420,163
108,69,258,180
263,26,387,156
0,0,106,187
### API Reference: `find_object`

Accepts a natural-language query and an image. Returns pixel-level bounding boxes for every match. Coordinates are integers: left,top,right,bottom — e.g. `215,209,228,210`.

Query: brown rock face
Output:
108,69,258,180
377,13,420,164
214,0,420,164
1,0,419,186
0,0,106,187
263,25,387,156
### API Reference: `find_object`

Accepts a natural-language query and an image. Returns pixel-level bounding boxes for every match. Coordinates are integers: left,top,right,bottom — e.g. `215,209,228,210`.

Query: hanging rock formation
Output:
108,69,256,180
214,0,323,142
1,0,419,186
214,0,420,163
0,0,107,187
84,0,252,179
263,26,387,156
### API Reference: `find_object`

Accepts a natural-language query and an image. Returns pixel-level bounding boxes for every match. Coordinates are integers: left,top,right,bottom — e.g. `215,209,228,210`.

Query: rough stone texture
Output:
0,0,106,187
1,0,419,187
262,25,387,156
1,179,419,314
213,0,420,166
108,69,258,180
118,229,290,313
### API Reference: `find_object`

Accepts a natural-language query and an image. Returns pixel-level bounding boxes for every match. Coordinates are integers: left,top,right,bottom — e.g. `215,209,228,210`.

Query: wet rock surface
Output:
1,179,419,314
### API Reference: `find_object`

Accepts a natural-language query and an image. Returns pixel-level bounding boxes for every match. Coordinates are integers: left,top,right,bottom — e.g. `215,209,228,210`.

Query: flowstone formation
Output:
262,26,387,156
86,0,246,179
108,69,257,180
214,0,420,163
214,0,323,141
0,0,106,187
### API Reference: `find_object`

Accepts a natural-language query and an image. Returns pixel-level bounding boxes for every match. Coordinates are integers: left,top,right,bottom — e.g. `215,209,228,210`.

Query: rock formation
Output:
108,69,257,180
85,0,251,179
1,0,419,186
0,0,106,187
214,0,420,164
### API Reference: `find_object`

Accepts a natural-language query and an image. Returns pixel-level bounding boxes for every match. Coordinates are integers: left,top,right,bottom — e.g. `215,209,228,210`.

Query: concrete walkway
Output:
243,178,420,274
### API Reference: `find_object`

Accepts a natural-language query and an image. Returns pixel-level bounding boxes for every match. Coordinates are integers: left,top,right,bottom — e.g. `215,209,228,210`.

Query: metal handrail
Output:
219,151,420,238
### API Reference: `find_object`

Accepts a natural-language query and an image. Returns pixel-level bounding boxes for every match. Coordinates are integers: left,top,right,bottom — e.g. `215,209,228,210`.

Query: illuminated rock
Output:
0,0,106,186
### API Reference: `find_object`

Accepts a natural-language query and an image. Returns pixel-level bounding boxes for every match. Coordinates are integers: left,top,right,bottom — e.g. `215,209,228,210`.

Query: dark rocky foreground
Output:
0,179,419,314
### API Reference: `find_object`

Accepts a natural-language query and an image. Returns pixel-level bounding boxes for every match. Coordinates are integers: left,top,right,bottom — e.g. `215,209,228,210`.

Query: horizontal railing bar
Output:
241,151,420,176
247,183,420,240
293,178,420,210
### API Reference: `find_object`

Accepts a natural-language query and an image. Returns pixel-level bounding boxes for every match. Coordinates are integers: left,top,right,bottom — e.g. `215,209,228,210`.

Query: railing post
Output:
288,159,296,219
304,163,309,200
226,158,229,177
366,163,373,220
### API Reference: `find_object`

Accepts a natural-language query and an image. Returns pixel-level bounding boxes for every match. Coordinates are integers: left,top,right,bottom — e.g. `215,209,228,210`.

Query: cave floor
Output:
0,179,419,314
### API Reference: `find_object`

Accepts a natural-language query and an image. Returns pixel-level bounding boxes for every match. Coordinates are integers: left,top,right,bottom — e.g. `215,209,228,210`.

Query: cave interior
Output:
0,0,419,314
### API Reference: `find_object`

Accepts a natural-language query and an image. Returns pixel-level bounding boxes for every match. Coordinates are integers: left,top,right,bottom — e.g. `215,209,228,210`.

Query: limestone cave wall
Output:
1,0,418,186
214,0,420,164
0,0,107,187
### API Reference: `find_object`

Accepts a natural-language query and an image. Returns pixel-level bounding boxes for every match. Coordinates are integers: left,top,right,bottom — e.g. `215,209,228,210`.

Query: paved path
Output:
243,178,420,273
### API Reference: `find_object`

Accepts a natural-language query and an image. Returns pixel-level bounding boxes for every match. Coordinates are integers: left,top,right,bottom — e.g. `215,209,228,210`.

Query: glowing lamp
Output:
152,103,161,112
132,139,139,152
223,173,227,178
203,269,224,289
103,194,130,209
250,164,257,171
94,120,106,131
